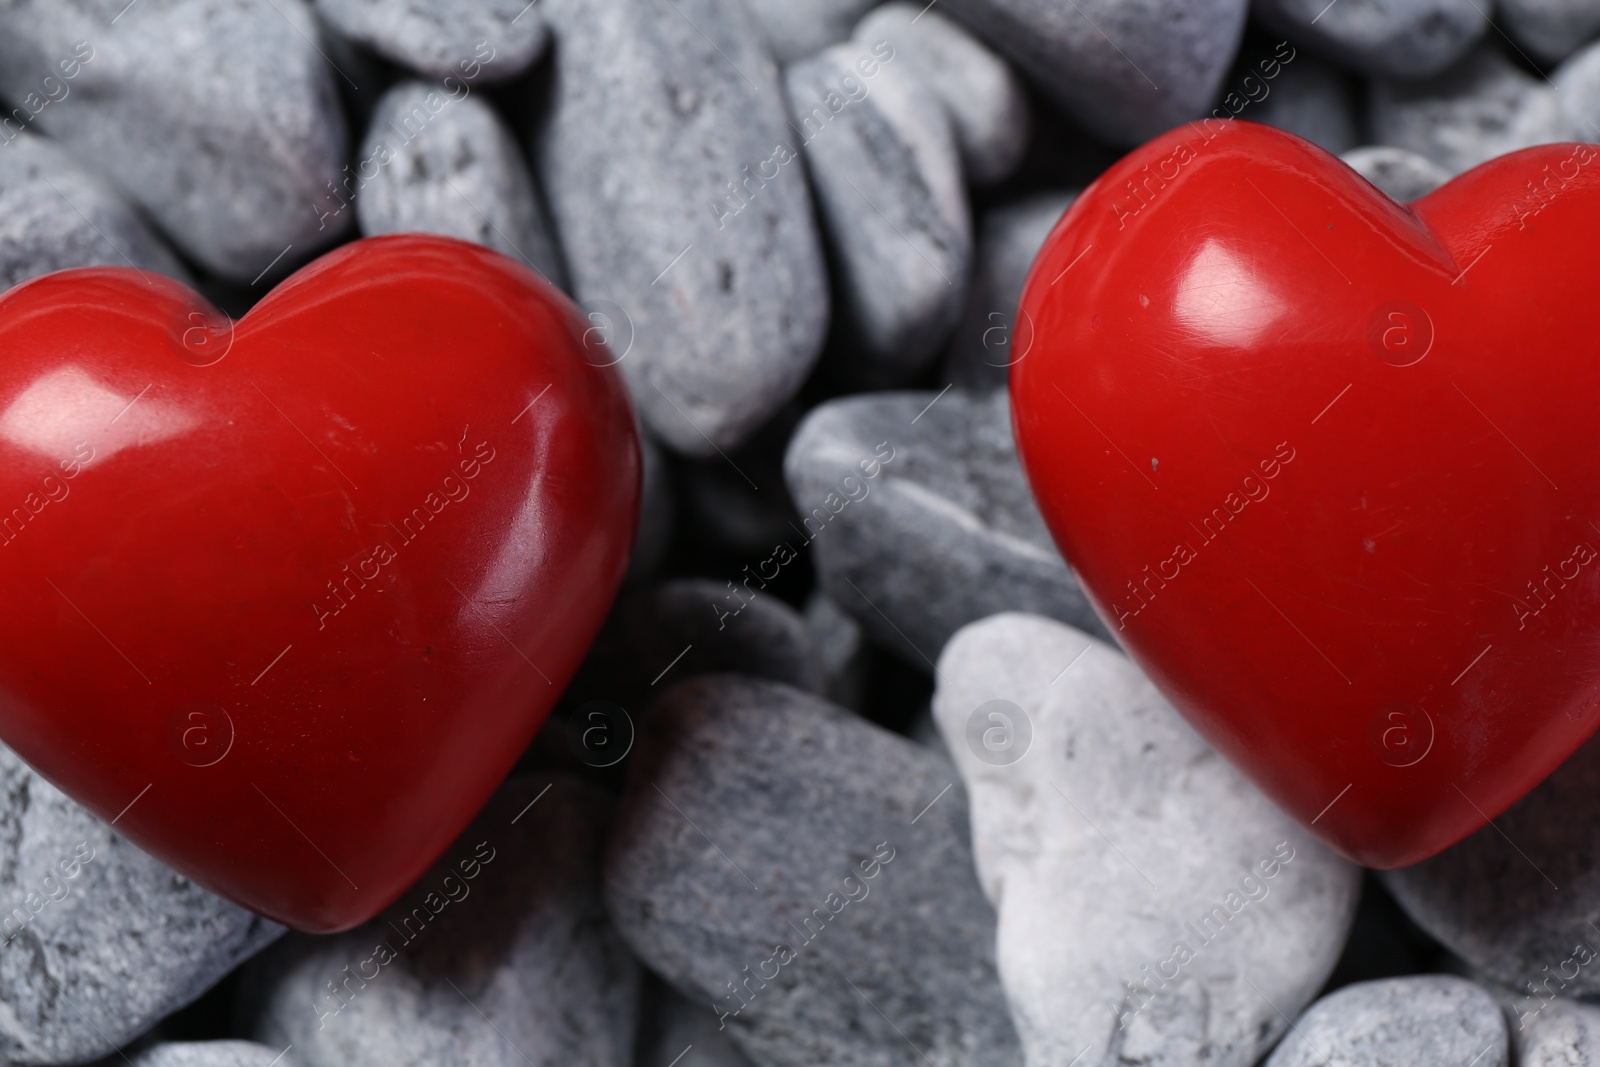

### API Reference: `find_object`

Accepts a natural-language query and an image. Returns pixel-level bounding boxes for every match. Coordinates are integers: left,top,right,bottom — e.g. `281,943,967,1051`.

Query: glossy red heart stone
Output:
0,235,639,931
1014,120,1600,868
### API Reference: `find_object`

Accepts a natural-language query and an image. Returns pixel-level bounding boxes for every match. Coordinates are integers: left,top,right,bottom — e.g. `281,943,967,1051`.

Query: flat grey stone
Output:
0,131,190,291
933,613,1360,1067
941,191,1075,393
315,0,547,82
131,1041,308,1067
1264,976,1506,1067
1253,50,1359,155
0,0,349,282
605,674,1023,1067
934,0,1249,145
0,744,282,1066
626,430,676,583
853,3,1030,186
245,774,639,1067
786,43,970,381
1510,997,1600,1066
535,0,829,456
1254,0,1491,79
740,0,877,63
1341,145,1452,200
1501,0,1600,62
783,389,1105,669
1383,724,1600,999
358,80,564,288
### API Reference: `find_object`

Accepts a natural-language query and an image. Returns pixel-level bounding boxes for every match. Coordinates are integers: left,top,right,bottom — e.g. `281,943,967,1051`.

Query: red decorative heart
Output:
0,235,639,931
1014,121,1600,868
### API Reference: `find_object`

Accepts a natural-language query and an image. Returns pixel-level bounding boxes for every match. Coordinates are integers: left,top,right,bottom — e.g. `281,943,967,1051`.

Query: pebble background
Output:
0,0,1596,1064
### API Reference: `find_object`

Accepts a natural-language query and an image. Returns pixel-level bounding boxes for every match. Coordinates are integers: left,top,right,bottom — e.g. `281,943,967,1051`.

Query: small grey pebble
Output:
786,42,970,382
941,190,1076,392
803,591,870,711
784,389,1106,668
1253,50,1361,156
852,3,1030,186
605,674,1023,1067
0,131,190,291
0,744,282,1066
740,0,877,63
1264,976,1506,1067
636,981,758,1067
1341,144,1453,200
934,0,1249,145
1510,996,1600,1066
0,0,349,282
358,80,564,288
245,774,639,1067
1253,0,1492,79
1501,0,1600,63
131,1042,308,1067
536,0,829,456
314,0,547,82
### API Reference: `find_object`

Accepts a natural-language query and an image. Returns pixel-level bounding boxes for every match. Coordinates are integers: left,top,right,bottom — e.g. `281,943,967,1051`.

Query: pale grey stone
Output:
0,0,349,282
1342,144,1452,200
933,613,1360,1067
786,43,970,381
783,389,1105,669
0,131,190,290
1264,976,1506,1067
1254,0,1491,79
853,3,1030,186
535,0,829,456
358,80,564,287
934,0,1249,145
245,774,639,1067
740,0,877,63
1510,997,1600,1066
941,191,1075,393
1501,0,1600,63
315,0,547,81
605,674,1023,1067
132,1041,308,1067
1253,50,1360,155
0,744,282,1066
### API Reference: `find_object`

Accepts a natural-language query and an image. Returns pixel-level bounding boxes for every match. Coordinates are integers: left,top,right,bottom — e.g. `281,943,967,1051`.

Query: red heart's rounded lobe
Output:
1014,120,1600,869
0,235,640,931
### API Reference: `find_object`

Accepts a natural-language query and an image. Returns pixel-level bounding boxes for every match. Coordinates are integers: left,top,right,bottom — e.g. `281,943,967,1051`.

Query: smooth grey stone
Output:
0,745,282,1066
1254,0,1491,79
536,0,829,456
315,0,547,82
1383,723,1600,999
1555,38,1600,140
605,674,1023,1067
626,430,676,583
783,389,1105,669
741,0,876,63
1265,976,1506,1067
934,614,1360,1067
0,131,190,291
1341,145,1452,200
1502,0,1600,62
637,981,758,1067
853,3,1030,186
132,1041,307,1067
245,774,639,1067
941,191,1075,393
1510,997,1600,1066
1253,50,1360,155
935,0,1249,145
803,592,869,711
0,0,349,282
358,81,565,287
786,43,970,381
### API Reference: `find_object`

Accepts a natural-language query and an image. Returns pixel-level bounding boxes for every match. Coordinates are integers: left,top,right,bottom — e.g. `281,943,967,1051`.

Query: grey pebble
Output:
0,744,282,1066
605,674,1023,1067
935,0,1249,145
852,3,1030,186
1511,997,1600,1066
637,981,757,1067
786,43,970,382
934,613,1360,1067
1264,976,1506,1067
315,0,547,82
0,0,349,282
740,0,877,63
941,191,1075,393
358,80,565,287
536,0,829,456
803,591,870,711
0,131,190,291
1253,50,1360,156
1501,0,1600,63
1254,0,1491,79
1341,144,1453,200
245,774,639,1067
783,389,1105,669
131,1041,308,1067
